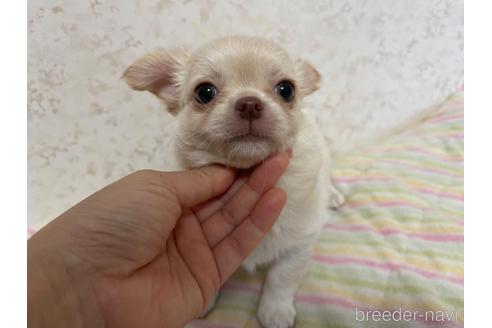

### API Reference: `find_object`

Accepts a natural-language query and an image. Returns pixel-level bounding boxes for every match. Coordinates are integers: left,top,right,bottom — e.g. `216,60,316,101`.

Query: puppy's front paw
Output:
328,186,345,209
257,295,296,328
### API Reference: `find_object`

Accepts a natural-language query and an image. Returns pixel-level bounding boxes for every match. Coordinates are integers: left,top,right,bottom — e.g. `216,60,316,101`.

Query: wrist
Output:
28,228,104,328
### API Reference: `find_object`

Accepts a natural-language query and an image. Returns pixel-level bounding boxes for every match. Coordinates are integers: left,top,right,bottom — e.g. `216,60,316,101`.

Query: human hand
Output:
28,152,290,328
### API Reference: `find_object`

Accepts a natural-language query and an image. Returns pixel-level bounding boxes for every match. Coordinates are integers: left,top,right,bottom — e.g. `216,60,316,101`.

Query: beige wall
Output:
28,0,463,228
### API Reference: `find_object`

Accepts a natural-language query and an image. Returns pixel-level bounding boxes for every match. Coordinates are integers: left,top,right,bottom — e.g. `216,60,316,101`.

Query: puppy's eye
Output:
275,80,295,102
194,83,217,104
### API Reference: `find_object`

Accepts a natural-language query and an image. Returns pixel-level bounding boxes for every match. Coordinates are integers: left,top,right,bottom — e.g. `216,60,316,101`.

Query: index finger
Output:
200,151,290,246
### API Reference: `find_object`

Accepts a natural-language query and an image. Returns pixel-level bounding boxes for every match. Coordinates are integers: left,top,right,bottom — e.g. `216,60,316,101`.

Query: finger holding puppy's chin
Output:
192,150,291,225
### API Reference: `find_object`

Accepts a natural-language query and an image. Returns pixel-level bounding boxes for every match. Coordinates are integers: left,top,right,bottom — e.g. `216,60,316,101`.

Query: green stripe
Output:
345,135,463,160
377,143,464,159
350,144,463,161
375,153,463,174
334,167,463,189
373,162,463,180
309,257,463,291
318,236,463,261
338,204,462,223
333,214,462,232
346,189,451,206
345,186,462,200
320,230,464,254
307,264,463,308
417,124,463,134
307,271,463,309
338,205,463,224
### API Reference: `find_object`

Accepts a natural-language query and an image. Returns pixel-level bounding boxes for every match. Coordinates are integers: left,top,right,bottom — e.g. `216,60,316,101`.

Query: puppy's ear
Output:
296,59,321,96
123,48,189,115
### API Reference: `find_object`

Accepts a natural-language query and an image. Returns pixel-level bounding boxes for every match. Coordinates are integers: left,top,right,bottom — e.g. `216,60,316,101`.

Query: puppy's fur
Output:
124,36,344,328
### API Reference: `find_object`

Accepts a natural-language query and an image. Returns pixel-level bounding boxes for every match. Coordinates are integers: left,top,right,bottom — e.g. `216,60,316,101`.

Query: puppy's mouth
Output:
220,130,277,168
208,121,283,168
229,132,271,143
228,121,273,143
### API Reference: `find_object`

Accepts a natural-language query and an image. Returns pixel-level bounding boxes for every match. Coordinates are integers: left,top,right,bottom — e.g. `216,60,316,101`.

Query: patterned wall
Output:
28,0,463,228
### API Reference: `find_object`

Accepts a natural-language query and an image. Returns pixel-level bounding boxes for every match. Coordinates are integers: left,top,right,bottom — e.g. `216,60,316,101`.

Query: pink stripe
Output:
379,146,463,163
296,294,357,310
414,188,463,201
441,133,464,139
345,200,430,211
378,159,462,178
453,218,464,226
323,223,463,242
332,176,393,184
223,283,353,310
406,147,463,161
313,255,463,285
426,110,456,121
428,113,463,124
223,283,462,327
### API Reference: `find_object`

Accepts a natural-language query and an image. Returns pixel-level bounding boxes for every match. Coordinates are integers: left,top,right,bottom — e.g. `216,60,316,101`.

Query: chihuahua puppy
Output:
124,36,344,328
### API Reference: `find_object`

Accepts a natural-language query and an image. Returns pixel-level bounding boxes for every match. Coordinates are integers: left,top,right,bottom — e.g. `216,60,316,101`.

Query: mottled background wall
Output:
28,0,463,229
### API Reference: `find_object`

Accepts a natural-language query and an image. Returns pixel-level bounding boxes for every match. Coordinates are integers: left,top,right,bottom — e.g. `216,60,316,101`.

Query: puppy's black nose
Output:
235,96,263,120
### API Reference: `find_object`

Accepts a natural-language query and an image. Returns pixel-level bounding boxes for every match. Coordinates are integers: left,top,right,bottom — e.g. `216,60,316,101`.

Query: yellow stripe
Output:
350,191,436,206
335,215,463,233
314,245,464,276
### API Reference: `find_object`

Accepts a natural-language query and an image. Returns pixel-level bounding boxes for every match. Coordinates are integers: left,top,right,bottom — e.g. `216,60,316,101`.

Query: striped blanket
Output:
189,91,464,328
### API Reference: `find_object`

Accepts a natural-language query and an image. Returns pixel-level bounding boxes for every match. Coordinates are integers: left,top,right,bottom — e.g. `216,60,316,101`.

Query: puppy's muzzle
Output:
235,96,264,121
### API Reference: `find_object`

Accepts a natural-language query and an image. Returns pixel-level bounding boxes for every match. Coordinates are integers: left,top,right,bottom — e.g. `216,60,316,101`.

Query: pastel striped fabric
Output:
188,91,464,328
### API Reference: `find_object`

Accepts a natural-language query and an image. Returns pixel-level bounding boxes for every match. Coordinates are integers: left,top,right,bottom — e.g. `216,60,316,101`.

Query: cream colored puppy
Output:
124,35,344,328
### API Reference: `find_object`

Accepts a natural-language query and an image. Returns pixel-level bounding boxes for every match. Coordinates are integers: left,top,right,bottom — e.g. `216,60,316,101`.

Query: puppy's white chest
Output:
241,127,330,271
